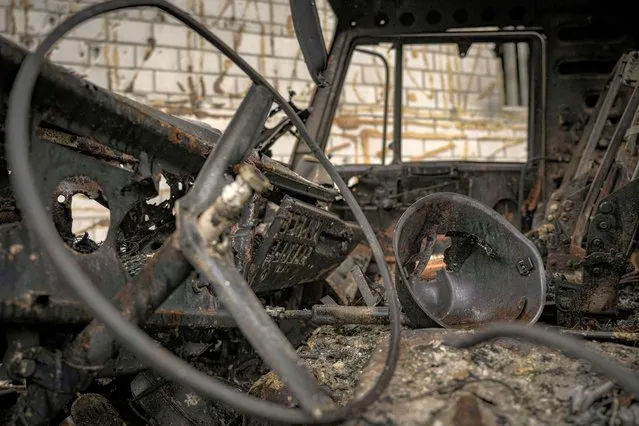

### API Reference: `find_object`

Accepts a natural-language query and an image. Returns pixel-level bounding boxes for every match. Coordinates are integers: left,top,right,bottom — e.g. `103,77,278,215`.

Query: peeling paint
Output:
286,15,294,36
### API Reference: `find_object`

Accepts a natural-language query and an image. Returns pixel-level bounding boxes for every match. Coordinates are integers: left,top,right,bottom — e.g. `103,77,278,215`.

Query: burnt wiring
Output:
5,0,400,424
5,1,639,425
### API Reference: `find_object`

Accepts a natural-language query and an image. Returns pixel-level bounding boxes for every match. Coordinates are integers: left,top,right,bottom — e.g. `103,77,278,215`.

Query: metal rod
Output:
392,42,403,164
289,0,328,86
630,104,639,180
517,42,530,106
184,84,274,214
575,59,625,177
355,48,390,165
310,305,404,325
573,83,639,247
290,30,353,166
503,39,519,106
351,265,379,307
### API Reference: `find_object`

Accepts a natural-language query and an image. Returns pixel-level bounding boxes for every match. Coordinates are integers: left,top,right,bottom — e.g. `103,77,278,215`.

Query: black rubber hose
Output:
6,0,400,423
445,323,639,397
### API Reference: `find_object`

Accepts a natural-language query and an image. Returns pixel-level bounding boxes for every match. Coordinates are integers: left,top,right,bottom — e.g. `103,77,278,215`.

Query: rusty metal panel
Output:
249,195,361,292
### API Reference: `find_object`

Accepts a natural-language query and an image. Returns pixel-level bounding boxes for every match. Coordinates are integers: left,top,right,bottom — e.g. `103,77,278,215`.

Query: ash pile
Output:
253,325,639,426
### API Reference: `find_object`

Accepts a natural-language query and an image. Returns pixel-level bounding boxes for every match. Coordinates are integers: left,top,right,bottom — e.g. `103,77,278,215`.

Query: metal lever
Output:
289,0,328,87
573,57,627,178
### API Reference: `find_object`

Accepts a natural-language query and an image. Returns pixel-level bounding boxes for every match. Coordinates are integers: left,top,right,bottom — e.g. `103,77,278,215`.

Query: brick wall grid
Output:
1,0,528,237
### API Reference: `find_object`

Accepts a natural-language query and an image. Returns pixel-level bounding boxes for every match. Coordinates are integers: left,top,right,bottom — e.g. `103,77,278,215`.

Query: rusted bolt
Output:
238,164,270,193
592,238,603,247
599,202,613,214
598,221,610,231
516,257,535,276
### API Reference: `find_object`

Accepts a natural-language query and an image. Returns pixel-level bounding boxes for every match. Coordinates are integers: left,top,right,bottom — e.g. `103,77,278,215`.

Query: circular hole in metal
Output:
53,176,110,254
509,5,525,20
399,12,415,27
453,9,468,24
426,10,441,25
585,93,599,109
481,7,496,21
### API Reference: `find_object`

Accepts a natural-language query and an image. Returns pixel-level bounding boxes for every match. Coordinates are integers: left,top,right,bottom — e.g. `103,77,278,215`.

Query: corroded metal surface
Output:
0,37,217,175
249,195,361,293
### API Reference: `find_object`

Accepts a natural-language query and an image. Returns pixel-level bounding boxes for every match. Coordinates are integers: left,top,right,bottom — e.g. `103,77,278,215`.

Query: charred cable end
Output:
238,164,271,193
197,165,270,246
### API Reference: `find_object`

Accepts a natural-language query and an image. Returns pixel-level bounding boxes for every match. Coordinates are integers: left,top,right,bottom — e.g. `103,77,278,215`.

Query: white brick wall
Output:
1,0,527,239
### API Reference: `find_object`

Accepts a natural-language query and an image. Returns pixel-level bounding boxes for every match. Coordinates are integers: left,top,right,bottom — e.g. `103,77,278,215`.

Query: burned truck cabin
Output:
1,0,639,425
291,0,639,327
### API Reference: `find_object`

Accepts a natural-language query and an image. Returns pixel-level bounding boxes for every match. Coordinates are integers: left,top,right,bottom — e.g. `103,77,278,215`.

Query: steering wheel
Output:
5,0,400,424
